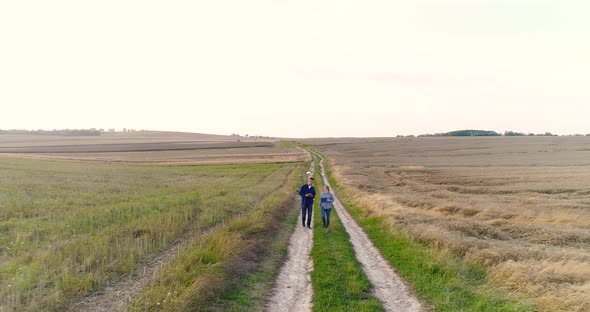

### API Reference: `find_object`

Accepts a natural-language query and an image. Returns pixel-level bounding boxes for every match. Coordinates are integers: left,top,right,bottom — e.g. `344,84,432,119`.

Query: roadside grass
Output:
198,193,301,312
132,162,304,311
0,157,300,311
311,148,537,312
309,154,384,312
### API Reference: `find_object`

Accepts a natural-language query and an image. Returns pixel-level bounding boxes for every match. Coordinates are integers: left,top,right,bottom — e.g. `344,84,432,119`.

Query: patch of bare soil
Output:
0,141,271,153
0,152,303,165
267,162,315,312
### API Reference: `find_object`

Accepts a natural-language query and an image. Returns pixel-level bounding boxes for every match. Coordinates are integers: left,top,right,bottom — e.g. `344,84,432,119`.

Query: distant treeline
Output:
417,130,502,137
0,129,101,136
414,130,589,137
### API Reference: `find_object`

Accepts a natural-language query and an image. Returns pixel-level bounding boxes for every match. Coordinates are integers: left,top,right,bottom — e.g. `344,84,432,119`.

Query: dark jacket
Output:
299,184,316,206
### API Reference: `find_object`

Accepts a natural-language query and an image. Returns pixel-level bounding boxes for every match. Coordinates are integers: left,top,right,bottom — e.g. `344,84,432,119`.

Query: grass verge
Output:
203,188,302,311
309,153,384,312
131,163,304,311
310,148,537,312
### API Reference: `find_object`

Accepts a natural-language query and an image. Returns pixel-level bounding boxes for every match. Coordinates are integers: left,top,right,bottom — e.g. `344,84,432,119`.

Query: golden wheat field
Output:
310,136,590,312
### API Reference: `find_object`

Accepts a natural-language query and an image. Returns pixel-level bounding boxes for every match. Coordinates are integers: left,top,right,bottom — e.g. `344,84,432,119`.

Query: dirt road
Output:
266,161,315,312
268,152,422,311
317,154,423,312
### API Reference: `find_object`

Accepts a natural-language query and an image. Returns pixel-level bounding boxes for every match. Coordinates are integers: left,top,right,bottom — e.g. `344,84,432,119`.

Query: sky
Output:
1,0,589,138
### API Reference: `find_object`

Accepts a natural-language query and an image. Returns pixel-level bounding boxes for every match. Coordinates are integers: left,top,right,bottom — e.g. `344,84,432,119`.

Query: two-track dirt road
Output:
268,151,422,312
73,151,421,312
316,154,422,312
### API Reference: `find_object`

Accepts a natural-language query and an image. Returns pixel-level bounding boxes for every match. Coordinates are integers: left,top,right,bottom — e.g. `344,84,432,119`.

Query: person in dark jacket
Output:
299,177,316,228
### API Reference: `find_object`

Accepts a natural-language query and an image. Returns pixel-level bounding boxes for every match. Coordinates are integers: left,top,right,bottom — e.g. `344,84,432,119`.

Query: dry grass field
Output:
310,136,590,312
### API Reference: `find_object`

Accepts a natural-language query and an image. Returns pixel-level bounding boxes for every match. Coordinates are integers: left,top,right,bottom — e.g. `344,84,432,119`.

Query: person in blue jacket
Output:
320,185,335,228
299,177,316,228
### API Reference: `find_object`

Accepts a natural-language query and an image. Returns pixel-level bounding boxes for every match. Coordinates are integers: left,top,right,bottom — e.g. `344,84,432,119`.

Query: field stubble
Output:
0,133,305,165
312,137,590,312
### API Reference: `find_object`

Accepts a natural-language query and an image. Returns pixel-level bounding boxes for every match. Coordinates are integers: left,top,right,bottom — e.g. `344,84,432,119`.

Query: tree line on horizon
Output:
0,129,102,136
1,128,589,138
0,128,147,136
407,129,590,137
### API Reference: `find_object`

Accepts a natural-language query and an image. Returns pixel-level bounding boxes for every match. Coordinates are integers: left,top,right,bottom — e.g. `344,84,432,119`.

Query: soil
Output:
266,161,315,312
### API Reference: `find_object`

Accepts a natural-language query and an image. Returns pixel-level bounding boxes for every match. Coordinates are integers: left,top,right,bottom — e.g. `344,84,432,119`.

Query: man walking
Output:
299,177,316,228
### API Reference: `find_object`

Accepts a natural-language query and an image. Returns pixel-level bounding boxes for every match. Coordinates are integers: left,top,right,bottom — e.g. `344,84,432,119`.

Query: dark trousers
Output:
301,203,313,227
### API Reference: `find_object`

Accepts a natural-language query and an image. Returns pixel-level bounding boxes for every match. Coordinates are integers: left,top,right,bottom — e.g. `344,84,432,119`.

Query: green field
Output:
0,157,302,311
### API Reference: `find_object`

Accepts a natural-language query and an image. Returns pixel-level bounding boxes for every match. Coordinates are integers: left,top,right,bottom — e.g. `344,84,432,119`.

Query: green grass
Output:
200,160,312,312
133,162,304,311
309,154,384,312
0,157,301,311
273,140,299,149
310,149,537,312
201,192,301,312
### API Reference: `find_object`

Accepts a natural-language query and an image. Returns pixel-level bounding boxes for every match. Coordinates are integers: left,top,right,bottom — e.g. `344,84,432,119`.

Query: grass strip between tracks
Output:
309,153,384,312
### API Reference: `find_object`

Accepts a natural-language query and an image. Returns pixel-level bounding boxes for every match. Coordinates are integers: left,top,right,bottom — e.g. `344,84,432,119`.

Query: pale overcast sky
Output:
1,0,588,137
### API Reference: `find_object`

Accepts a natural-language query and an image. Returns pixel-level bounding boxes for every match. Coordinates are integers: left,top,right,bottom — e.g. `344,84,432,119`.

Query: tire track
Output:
69,233,191,312
315,152,423,312
267,159,315,312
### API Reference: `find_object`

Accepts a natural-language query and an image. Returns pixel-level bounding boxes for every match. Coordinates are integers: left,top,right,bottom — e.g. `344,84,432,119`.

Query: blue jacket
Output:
299,184,316,206
320,192,334,209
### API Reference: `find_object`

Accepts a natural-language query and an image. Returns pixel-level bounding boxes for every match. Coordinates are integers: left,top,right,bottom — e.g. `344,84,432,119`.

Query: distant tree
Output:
445,130,501,137
504,131,526,136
